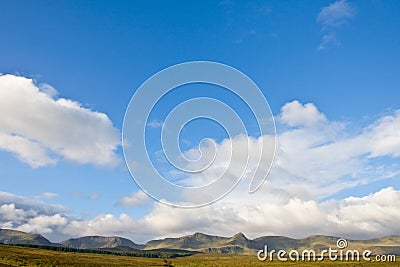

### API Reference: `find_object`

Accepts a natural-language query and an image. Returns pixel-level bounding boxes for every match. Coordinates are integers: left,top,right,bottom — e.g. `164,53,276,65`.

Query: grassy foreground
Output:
0,244,398,266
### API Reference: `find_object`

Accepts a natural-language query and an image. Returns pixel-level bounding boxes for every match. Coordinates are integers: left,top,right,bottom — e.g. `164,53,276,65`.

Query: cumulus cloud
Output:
279,100,327,127
317,0,355,50
64,213,139,239
0,74,120,167
0,192,69,239
17,214,67,234
0,132,57,167
0,203,33,223
0,191,66,215
166,100,398,202
368,110,400,158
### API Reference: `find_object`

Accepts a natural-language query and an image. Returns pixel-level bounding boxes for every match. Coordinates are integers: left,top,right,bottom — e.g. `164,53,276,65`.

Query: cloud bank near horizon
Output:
0,186,399,243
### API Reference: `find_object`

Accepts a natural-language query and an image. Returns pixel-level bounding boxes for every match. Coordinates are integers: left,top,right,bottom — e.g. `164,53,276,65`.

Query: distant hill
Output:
145,232,231,250
1,228,399,255
60,236,144,250
0,229,52,246
145,232,253,253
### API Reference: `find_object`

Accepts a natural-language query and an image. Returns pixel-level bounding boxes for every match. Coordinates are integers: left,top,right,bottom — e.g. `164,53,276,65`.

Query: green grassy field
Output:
0,244,398,266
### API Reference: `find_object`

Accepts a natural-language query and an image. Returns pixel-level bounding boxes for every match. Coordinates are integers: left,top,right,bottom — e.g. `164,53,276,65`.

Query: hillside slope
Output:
0,229,52,246
60,236,144,249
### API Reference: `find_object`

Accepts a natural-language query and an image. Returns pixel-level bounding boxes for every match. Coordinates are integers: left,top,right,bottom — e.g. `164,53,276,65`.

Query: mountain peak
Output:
232,232,248,240
192,232,208,238
226,232,250,247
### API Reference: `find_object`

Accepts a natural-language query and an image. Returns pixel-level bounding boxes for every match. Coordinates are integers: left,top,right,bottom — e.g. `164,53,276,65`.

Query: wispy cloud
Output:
317,0,355,50
147,120,163,129
317,32,340,51
317,0,355,29
38,83,58,98
35,192,58,200
71,192,100,200
116,191,150,207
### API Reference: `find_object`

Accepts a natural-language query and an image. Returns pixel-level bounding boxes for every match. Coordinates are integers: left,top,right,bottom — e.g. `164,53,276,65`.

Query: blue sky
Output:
0,0,400,242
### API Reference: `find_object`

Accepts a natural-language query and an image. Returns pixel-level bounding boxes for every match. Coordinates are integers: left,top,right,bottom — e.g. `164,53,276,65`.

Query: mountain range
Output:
1,228,399,255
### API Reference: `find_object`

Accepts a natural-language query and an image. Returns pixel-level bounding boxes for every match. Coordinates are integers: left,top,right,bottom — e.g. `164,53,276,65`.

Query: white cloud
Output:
0,74,120,167
0,203,34,223
317,0,355,29
17,214,67,234
316,0,355,50
369,110,400,158
147,120,163,128
333,187,400,235
279,100,327,127
0,132,57,167
70,192,100,200
63,213,140,239
38,83,58,98
117,191,150,207
0,191,66,215
180,100,399,202
317,32,339,51
0,192,68,238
